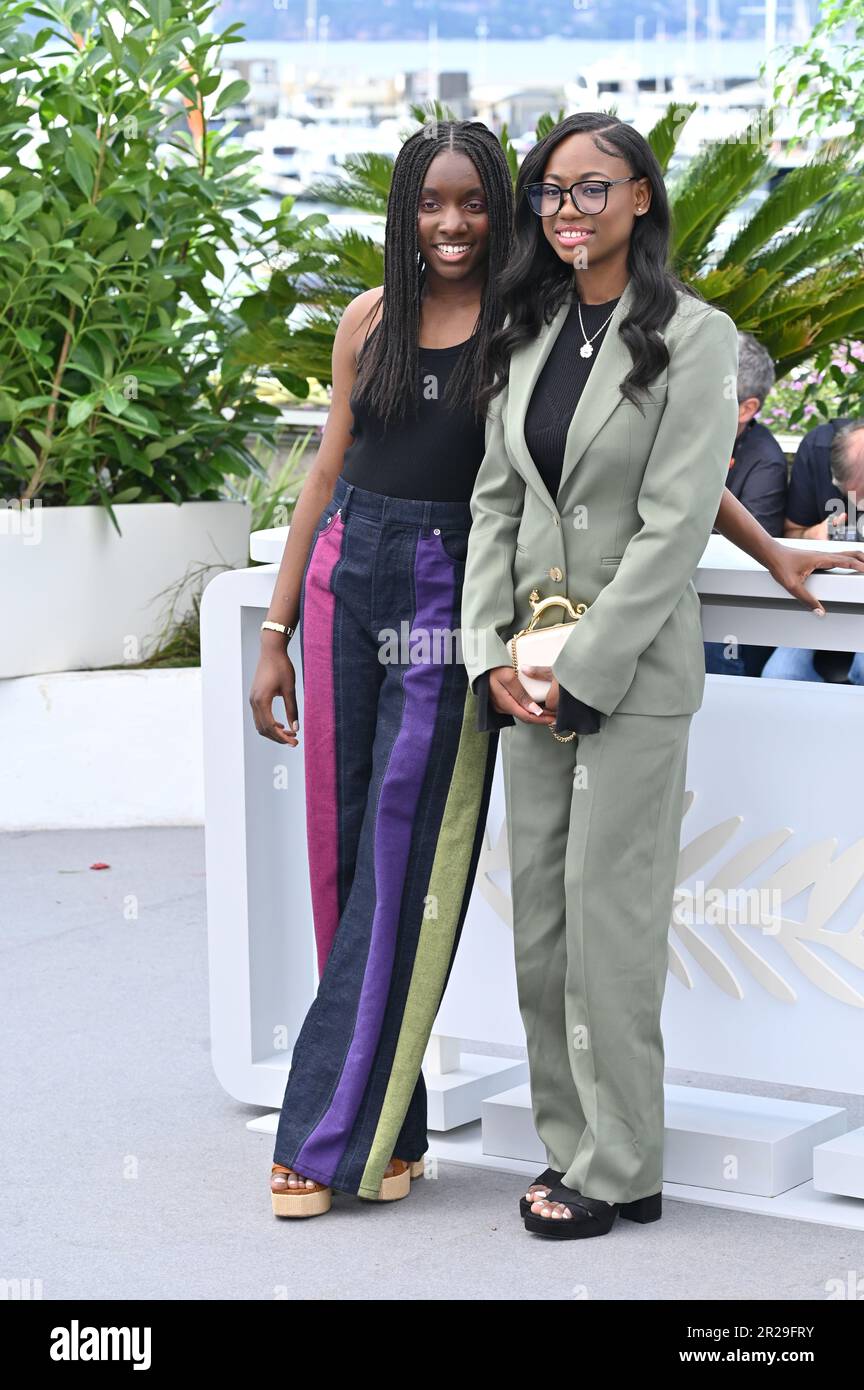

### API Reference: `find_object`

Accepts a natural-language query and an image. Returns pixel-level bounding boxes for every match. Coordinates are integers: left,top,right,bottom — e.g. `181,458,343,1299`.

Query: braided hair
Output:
352,120,515,425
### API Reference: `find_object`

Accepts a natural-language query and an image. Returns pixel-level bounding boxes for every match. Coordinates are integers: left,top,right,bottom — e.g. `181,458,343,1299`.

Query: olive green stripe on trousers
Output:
502,709,692,1206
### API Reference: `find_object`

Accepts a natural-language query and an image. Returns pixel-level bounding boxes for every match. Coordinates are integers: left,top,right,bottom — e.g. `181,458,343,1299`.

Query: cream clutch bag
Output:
507,590,588,705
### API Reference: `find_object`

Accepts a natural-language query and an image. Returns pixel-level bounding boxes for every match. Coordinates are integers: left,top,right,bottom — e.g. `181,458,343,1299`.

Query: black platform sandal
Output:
519,1167,565,1219
523,1181,662,1239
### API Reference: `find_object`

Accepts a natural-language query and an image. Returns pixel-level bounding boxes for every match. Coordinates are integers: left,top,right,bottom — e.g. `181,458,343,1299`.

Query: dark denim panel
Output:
273,475,497,1195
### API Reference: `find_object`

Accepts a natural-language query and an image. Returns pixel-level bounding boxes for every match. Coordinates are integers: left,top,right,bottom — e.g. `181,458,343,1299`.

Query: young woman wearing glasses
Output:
461,111,864,1240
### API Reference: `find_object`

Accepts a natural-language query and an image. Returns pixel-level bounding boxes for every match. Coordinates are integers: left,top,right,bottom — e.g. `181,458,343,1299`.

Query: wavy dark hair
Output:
352,120,515,425
480,112,702,413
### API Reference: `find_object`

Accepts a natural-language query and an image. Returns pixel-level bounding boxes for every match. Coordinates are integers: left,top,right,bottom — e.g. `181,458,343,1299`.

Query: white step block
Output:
481,1083,545,1163
426,1055,529,1132
813,1127,864,1199
424,1035,462,1074
664,1087,846,1195
481,1083,847,1197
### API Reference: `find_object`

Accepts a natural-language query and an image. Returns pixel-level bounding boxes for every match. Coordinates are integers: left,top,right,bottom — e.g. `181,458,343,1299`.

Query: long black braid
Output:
352,120,515,425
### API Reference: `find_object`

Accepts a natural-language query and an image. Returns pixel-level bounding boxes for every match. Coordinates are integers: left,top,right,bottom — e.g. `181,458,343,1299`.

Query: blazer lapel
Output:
506,277,636,509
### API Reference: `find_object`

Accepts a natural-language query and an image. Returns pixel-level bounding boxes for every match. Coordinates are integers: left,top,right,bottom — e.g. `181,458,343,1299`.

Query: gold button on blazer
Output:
461,279,740,717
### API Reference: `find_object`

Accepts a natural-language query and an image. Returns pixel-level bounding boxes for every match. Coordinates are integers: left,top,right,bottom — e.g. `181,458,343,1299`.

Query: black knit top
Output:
471,292,623,738
524,294,621,500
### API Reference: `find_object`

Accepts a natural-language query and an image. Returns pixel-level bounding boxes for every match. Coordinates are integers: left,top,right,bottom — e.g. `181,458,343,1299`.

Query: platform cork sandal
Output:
371,1157,426,1201
270,1163,332,1218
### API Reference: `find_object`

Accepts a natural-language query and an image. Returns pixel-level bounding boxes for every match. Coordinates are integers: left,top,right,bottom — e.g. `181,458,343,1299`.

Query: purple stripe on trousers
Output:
293,532,455,1179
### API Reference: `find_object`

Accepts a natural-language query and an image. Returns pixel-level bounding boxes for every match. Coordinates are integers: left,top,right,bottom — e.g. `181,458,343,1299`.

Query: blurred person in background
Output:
704,331,788,677
762,418,864,684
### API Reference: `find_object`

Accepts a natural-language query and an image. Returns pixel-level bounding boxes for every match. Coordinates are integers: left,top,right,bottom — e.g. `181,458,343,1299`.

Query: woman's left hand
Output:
766,541,864,618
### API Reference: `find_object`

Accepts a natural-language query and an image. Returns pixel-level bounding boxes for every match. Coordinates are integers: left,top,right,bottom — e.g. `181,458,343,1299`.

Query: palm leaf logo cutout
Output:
476,790,864,1007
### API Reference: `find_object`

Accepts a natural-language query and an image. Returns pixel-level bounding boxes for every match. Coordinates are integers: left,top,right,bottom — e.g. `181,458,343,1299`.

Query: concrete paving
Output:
2,827,862,1301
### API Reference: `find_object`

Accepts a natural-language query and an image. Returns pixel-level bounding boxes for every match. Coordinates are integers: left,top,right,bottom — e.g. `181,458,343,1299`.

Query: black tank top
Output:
341,338,486,502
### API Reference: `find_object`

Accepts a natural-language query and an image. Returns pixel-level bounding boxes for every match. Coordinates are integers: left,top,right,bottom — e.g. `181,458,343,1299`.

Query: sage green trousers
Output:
501,708,691,1205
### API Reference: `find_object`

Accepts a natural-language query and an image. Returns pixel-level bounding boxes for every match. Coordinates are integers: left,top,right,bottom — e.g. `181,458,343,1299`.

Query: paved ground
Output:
2,826,862,1301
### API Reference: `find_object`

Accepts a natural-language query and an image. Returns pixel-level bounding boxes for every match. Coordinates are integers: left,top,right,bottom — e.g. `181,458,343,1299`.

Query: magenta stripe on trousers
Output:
301,513,344,976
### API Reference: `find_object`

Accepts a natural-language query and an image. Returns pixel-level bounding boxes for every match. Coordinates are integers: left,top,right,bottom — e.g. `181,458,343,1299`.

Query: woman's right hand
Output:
765,537,864,615
249,641,300,747
489,665,555,724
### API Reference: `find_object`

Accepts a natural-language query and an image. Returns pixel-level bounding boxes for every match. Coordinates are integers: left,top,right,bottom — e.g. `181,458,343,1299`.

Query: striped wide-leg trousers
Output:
272,474,498,1199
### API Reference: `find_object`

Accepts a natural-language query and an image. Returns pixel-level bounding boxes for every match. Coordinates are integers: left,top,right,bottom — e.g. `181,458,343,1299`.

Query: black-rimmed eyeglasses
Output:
524,176,638,217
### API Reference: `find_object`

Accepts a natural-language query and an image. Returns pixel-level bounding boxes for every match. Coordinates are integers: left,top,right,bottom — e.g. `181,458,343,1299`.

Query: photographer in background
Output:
723,333,789,534
783,416,855,540
705,332,788,677
761,418,864,684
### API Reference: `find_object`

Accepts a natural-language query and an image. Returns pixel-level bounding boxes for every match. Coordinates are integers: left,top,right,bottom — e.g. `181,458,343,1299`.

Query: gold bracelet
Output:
261,620,295,645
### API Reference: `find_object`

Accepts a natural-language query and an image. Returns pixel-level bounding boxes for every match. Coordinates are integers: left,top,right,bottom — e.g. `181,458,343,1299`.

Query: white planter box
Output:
0,668,203,830
0,500,250,678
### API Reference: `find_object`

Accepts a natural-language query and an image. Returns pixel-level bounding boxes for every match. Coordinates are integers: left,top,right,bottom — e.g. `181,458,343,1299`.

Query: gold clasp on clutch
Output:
524,590,587,632
509,590,588,653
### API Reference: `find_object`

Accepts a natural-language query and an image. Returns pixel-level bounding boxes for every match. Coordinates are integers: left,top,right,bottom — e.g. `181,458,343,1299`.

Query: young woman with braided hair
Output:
250,120,516,1215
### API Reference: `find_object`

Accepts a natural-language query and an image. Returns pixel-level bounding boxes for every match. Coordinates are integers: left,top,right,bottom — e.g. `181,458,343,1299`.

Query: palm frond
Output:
805,283,864,348
409,99,461,127
688,266,749,300
647,100,698,176
304,150,395,213
498,122,520,184
713,267,779,320
318,226,384,292
535,109,568,141
754,264,852,323
717,143,853,269
669,111,772,270
748,181,864,281
272,320,342,387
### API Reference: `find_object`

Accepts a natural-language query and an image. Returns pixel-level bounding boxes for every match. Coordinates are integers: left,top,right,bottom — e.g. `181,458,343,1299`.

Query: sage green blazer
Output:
461,279,740,717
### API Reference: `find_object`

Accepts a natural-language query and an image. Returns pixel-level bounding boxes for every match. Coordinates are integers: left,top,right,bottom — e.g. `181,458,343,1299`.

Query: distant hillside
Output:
214,0,813,44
